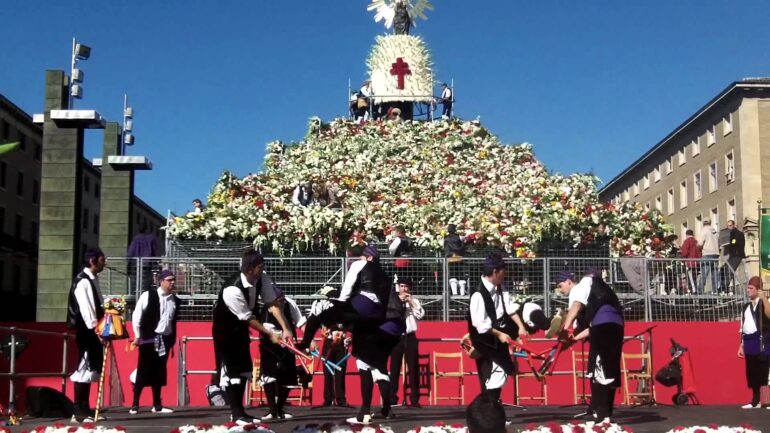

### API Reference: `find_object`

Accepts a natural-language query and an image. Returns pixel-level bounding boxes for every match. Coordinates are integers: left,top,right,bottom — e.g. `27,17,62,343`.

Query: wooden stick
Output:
94,344,109,422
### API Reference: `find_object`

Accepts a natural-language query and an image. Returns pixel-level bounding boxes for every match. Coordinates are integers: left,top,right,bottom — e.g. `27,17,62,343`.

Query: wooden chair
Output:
432,352,465,405
515,372,547,405
285,358,315,406
247,358,264,407
622,352,655,405
572,350,591,405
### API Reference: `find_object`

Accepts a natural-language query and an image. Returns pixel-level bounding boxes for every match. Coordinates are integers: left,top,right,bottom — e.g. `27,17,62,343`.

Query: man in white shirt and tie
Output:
389,278,425,407
440,83,453,119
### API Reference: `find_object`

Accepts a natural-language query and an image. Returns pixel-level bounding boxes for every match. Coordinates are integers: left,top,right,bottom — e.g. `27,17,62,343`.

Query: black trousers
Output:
389,333,420,404
322,340,348,405
588,322,624,420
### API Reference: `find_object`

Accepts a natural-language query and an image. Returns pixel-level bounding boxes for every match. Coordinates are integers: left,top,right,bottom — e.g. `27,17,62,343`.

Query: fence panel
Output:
101,257,138,298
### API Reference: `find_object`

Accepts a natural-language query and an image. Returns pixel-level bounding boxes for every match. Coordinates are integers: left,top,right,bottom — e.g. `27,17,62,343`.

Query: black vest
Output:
66,271,105,330
212,274,261,339
742,301,770,336
466,282,508,352
580,277,623,329
354,261,391,306
138,289,181,341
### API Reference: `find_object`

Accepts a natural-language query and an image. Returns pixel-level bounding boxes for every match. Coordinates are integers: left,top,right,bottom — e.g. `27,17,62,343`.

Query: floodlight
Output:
70,84,83,99
74,43,91,60
71,68,84,83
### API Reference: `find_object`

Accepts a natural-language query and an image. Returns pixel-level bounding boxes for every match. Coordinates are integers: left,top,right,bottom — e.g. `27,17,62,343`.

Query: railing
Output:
103,256,755,323
0,326,73,405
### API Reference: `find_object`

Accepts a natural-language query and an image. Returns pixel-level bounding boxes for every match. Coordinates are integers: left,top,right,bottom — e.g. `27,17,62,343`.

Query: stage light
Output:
74,43,91,60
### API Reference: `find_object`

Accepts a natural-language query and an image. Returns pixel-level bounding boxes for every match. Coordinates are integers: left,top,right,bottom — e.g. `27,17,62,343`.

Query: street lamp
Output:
122,94,135,154
69,38,92,107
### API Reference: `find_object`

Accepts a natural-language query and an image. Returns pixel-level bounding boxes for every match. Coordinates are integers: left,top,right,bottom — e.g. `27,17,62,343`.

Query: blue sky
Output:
2,1,769,215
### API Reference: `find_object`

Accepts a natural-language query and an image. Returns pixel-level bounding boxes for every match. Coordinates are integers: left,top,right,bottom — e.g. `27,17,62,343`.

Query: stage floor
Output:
9,405,770,433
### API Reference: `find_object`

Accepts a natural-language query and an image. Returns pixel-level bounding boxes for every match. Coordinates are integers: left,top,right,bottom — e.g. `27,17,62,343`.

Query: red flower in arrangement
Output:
242,424,256,431
350,425,364,432
625,427,633,433
169,428,180,433
81,423,95,430
254,200,265,209
413,427,421,433
451,424,464,428
434,422,446,427
694,430,707,433
194,424,212,430
114,426,127,432
53,424,65,428
547,422,564,433
0,428,10,433
67,428,78,433
672,427,685,432
573,426,585,433
258,222,268,234
740,424,754,430
447,156,455,165
222,422,237,428
707,425,718,430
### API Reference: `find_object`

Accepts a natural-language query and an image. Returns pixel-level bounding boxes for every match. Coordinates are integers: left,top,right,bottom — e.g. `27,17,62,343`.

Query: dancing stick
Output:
94,344,109,422
279,340,313,360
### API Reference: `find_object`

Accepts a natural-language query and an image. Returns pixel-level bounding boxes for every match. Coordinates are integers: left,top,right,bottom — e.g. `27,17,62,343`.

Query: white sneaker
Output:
280,412,294,420
346,414,373,425
371,369,389,382
261,413,277,421
235,417,259,426
742,403,761,409
129,407,139,415
152,406,174,414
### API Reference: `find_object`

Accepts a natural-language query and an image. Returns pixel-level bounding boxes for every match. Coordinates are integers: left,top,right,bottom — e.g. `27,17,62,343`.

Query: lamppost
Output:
122,94,135,154
69,38,91,107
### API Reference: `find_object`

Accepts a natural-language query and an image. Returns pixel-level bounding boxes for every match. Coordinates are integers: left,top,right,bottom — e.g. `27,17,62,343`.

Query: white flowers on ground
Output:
520,421,631,433
664,426,761,433
173,423,275,433
291,423,395,433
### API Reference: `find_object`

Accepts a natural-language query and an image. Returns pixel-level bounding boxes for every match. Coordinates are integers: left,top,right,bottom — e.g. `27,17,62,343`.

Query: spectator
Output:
292,182,314,206
440,83,453,120
466,392,507,433
444,224,467,296
389,226,415,281
192,198,205,214
698,220,720,293
679,229,701,294
721,220,746,295
128,227,159,292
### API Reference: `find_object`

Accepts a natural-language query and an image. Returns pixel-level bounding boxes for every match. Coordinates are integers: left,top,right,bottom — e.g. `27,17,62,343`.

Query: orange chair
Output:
432,352,465,405
622,352,655,405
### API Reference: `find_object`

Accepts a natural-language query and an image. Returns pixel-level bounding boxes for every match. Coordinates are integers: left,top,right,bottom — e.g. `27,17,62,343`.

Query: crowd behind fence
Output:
103,254,755,322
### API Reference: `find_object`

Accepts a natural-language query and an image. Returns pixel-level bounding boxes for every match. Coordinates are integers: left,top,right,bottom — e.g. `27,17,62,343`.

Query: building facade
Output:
599,79,770,260
0,93,165,321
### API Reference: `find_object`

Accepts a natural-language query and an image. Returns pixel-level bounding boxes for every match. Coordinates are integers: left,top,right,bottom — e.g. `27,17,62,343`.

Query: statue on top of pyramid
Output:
367,0,434,35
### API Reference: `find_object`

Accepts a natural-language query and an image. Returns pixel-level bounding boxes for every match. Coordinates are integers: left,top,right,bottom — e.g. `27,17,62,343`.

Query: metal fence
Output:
102,256,754,323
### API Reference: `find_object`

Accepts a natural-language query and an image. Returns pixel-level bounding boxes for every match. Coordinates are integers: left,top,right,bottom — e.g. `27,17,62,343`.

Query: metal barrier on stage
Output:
0,326,73,406
102,255,754,323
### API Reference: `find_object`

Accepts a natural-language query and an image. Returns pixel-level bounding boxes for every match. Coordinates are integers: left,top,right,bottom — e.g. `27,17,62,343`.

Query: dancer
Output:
504,297,563,339
129,269,181,414
556,270,624,423
66,248,107,423
467,253,516,402
258,294,304,420
738,276,770,409
212,250,293,425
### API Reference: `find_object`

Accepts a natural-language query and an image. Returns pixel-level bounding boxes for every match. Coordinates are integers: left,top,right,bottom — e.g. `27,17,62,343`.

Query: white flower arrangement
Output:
520,421,632,433
291,423,395,433
167,118,672,257
18,424,130,433
665,426,760,433
367,34,435,104
172,423,275,433
406,422,467,433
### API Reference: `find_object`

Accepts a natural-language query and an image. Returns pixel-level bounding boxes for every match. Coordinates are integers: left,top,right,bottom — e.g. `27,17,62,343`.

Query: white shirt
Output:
360,85,372,98
699,226,720,255
388,238,402,256
743,300,760,334
568,276,593,309
285,296,306,329
442,87,452,100
132,287,177,339
222,273,279,321
404,296,424,334
338,259,379,304
74,268,104,329
470,276,507,334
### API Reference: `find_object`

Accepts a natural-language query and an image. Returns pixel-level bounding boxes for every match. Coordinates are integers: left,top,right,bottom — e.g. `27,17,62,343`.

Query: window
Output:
680,179,688,208
32,180,39,205
633,182,640,196
711,207,719,228
723,113,733,136
691,138,700,157
709,161,718,192
695,214,703,238
15,214,22,239
678,149,686,166
665,157,673,174
725,151,735,183
693,170,702,201
655,195,662,211
667,189,675,215
16,171,23,197
34,142,41,161
0,161,6,189
644,202,651,211
727,199,736,222
623,190,630,202
707,126,716,146
18,134,26,152
653,167,661,183
94,183,100,198
84,176,90,193
93,214,99,235
82,209,89,230
643,174,650,190
681,221,689,239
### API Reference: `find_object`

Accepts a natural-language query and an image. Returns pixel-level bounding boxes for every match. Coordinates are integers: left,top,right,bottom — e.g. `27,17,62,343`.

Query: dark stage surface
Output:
9,405,770,433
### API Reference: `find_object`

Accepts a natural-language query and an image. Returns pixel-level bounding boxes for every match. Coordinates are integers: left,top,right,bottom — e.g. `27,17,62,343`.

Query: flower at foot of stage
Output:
406,422,467,433
96,297,130,340
174,422,276,433
0,403,21,426
521,421,633,433
20,423,128,433
291,423,395,433
666,426,760,433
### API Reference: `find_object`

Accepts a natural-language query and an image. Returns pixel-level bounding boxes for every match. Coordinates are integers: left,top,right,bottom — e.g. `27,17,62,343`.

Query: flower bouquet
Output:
18,423,128,433
291,423,395,433
172,422,276,433
406,422,467,433
520,421,632,433
665,425,760,433
96,297,129,340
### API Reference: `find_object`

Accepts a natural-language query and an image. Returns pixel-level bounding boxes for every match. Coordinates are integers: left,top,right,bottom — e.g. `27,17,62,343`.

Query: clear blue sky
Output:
2,1,769,216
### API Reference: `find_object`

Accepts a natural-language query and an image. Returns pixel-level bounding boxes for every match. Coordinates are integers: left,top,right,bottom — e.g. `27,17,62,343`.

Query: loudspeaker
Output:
25,386,75,418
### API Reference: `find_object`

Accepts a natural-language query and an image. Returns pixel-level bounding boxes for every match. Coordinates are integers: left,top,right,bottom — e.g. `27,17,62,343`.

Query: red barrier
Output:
0,321,745,410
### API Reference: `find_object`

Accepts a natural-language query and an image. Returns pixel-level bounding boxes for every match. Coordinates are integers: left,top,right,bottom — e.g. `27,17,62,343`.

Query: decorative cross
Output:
390,57,412,90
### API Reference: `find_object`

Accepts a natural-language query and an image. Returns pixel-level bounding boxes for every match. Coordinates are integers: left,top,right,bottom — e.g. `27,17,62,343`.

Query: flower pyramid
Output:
168,117,670,257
